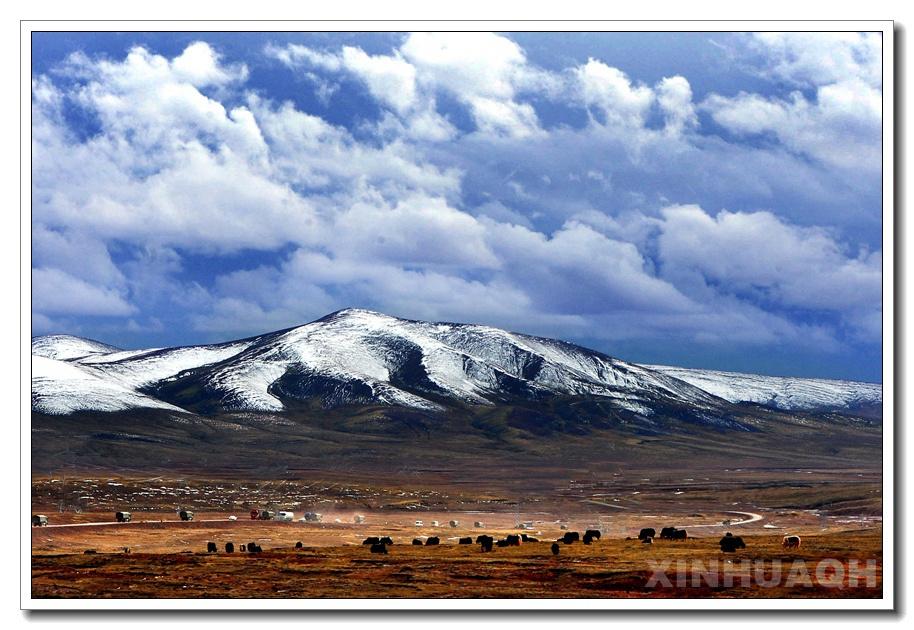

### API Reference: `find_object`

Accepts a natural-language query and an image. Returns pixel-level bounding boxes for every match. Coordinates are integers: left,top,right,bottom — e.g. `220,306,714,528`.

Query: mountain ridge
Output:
31,308,882,422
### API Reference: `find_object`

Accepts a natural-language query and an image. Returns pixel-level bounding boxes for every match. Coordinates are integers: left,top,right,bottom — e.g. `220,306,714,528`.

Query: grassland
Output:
32,529,882,599
30,403,883,599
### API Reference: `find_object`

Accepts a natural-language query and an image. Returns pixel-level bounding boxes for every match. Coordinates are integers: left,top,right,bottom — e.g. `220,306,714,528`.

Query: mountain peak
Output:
318,307,394,322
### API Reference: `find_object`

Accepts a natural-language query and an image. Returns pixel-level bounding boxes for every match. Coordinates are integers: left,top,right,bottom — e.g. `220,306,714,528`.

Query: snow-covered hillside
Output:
31,355,185,415
646,364,882,412
30,309,881,419
31,335,121,361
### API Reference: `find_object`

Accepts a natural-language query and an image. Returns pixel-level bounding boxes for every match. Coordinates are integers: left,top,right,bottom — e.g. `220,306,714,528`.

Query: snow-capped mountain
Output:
30,309,881,421
646,364,882,413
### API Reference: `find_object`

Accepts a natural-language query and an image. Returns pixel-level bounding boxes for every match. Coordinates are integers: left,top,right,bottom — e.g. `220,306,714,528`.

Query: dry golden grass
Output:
32,528,882,599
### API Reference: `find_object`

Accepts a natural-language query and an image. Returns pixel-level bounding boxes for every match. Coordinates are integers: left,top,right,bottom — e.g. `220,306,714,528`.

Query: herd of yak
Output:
195,530,802,556
358,530,601,555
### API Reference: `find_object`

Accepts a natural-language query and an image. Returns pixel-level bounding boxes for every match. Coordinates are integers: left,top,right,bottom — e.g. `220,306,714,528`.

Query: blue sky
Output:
31,31,883,382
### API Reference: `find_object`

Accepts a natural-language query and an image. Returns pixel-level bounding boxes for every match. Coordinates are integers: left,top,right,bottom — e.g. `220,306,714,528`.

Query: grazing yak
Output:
505,534,521,546
362,536,380,545
206,542,217,553
412,538,424,545
459,537,473,545
585,529,601,540
638,528,656,541
225,542,235,553
294,541,303,549
582,533,594,545
247,542,262,553
783,535,801,549
370,543,388,554
551,542,560,555
426,536,440,546
560,532,580,544
660,527,687,540
379,536,393,545
719,532,746,552
476,535,494,550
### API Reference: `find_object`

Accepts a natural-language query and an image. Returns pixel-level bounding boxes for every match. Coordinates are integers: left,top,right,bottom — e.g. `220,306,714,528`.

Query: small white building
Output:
449,520,459,528
353,515,366,524
474,521,484,528
415,520,424,527
430,520,440,527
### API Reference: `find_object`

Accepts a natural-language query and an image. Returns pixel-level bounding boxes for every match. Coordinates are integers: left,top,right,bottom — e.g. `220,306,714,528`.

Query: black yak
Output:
719,532,746,552
660,527,687,540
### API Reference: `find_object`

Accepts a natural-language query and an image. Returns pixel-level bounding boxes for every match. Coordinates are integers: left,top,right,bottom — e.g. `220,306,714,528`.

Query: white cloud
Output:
339,46,418,114
485,219,695,315
657,204,881,322
170,41,249,87
32,35,882,363
575,59,653,128
747,32,882,88
656,76,698,136
703,79,881,172
32,225,125,287
33,267,135,316
265,42,342,72
330,191,499,268
268,33,551,139
704,33,883,173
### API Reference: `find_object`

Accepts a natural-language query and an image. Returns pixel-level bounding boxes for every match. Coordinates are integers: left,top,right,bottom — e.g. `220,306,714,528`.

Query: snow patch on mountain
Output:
80,342,257,389
645,365,882,411
32,356,184,414
31,335,121,361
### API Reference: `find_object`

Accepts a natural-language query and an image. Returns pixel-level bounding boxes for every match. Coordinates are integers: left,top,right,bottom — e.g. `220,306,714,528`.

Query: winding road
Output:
38,518,235,529
675,510,764,529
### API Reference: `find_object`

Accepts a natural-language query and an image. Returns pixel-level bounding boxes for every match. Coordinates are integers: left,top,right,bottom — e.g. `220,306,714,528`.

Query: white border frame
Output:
19,19,895,611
